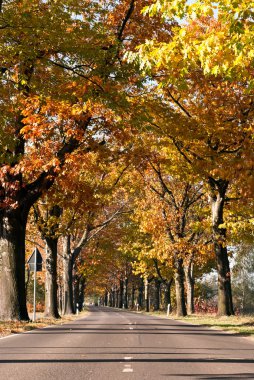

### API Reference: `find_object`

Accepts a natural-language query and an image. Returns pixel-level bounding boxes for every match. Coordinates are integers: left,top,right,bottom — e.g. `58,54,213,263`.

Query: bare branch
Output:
171,137,193,164
148,159,179,211
187,232,196,243
72,207,127,262
48,59,105,91
25,238,45,250
117,0,135,42
112,164,130,188
167,90,192,118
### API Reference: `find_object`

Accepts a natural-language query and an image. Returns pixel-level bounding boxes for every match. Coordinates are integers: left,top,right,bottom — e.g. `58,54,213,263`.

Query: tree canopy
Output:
0,0,253,320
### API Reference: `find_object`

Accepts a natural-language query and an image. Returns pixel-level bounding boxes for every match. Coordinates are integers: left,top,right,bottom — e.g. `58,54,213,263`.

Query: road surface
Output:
1,307,254,379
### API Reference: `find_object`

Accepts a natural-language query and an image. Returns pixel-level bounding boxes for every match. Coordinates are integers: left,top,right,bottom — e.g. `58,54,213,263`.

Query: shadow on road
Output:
0,358,254,364
161,374,254,379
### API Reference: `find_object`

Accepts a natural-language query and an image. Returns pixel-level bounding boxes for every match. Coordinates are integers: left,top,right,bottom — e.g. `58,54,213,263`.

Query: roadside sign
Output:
27,248,43,272
27,247,44,321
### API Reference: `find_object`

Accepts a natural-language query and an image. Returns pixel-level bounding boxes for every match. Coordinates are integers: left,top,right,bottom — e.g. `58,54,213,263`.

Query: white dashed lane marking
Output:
123,368,133,373
122,357,134,373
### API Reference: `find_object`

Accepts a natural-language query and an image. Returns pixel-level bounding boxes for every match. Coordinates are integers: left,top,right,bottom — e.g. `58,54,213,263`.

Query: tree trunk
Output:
62,235,75,315
73,274,80,311
208,178,234,316
153,278,161,311
112,288,116,307
118,279,124,308
164,279,173,311
0,208,29,321
174,257,187,316
44,237,60,318
184,259,195,314
78,277,86,311
131,284,135,309
145,279,149,312
124,277,128,309
109,290,113,307
104,292,108,306
114,289,119,307
138,280,144,309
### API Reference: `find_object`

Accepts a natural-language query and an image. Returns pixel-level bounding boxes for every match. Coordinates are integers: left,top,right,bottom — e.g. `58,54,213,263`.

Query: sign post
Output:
27,248,43,322
33,247,37,321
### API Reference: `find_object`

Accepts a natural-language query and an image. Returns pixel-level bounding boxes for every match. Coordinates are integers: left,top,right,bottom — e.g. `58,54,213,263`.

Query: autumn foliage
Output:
0,0,253,321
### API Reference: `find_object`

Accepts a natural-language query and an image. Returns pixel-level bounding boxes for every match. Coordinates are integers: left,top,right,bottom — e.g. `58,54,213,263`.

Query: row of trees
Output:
0,0,253,320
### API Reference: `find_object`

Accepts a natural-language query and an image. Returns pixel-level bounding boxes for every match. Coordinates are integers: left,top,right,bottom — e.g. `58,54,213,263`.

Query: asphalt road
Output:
1,307,254,380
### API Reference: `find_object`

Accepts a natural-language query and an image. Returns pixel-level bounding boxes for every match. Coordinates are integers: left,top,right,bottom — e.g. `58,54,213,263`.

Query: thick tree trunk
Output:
0,208,29,320
174,257,187,317
153,278,161,311
184,259,195,314
62,235,75,315
216,244,234,315
44,237,60,318
208,178,234,316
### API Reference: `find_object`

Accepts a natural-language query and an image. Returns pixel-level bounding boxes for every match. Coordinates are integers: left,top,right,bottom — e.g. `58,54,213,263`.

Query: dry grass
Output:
134,309,254,337
0,310,89,338
174,314,254,336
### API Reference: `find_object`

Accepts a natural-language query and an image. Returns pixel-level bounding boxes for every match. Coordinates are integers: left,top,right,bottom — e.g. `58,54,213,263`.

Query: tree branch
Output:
153,259,166,284
117,0,135,42
162,208,175,243
167,90,192,118
72,207,127,263
148,160,179,211
48,59,104,92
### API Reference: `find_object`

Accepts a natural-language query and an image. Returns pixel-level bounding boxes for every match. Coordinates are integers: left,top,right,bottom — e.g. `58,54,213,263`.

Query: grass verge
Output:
132,309,254,337
173,314,254,336
0,310,89,338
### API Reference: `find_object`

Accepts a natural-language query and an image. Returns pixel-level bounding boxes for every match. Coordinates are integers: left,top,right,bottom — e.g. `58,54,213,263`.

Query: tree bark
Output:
174,257,187,316
104,292,108,306
44,237,60,318
62,235,75,315
109,290,113,307
73,274,80,311
145,279,149,312
184,258,195,314
112,288,116,307
131,284,135,309
118,279,124,308
0,208,29,320
164,279,173,311
138,280,144,309
153,278,161,311
78,277,86,311
208,178,234,316
124,277,128,309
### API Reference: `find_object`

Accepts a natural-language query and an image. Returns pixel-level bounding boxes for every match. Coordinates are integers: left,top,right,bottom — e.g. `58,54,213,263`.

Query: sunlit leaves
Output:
134,0,254,83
